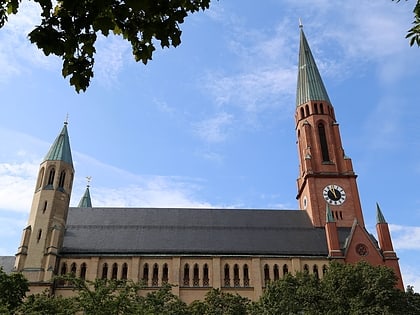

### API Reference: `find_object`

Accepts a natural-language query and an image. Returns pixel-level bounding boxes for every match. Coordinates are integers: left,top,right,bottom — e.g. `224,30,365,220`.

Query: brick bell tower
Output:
295,25,364,228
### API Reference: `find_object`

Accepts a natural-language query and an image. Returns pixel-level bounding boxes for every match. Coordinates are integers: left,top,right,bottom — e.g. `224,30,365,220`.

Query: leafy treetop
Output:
0,0,211,93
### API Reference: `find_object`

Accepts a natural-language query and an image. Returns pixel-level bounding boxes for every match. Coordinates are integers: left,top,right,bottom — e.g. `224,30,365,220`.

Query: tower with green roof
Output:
15,122,75,291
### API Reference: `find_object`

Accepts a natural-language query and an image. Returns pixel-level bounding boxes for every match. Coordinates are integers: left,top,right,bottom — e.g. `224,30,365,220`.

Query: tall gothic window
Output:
243,264,250,287
274,264,280,281
111,263,118,280
264,264,270,286
102,263,108,279
152,264,158,286
183,264,190,286
162,264,168,284
203,264,209,287
283,264,289,276
233,264,240,287
80,263,87,279
142,263,149,284
193,264,199,287
47,168,55,186
224,264,230,287
318,123,330,162
121,263,128,280
58,170,66,190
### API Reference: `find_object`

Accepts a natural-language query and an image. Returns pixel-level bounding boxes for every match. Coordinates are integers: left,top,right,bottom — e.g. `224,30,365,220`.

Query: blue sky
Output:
1,1,420,289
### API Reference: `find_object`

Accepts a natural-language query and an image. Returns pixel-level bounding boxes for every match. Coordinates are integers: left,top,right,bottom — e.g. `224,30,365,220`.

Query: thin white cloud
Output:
193,112,233,143
205,68,295,112
95,35,130,87
390,224,420,250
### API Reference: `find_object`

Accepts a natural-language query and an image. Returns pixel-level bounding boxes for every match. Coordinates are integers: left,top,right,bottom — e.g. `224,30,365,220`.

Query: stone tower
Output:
14,122,74,292
295,26,364,228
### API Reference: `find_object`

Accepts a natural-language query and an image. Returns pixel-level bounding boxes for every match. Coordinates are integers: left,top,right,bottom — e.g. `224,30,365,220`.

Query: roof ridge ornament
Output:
65,113,69,125
299,18,303,28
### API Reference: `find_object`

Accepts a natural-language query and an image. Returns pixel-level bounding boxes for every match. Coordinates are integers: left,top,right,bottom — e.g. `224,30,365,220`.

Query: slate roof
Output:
0,256,15,273
61,208,335,257
296,27,331,107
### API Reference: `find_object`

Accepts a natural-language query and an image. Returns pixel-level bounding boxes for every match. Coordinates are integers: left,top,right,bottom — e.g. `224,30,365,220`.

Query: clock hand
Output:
330,185,337,198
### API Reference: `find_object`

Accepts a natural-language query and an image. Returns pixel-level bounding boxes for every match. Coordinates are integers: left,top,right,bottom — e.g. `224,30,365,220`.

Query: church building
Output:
11,27,403,302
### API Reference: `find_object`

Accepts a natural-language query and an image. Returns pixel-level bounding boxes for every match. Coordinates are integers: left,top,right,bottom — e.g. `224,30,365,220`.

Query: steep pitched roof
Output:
61,208,330,256
78,186,92,208
296,26,331,107
44,123,73,165
0,256,15,273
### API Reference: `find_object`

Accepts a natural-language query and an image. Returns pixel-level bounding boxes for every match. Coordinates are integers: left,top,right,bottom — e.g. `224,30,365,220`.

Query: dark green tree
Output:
0,0,211,92
321,262,404,315
0,267,29,313
15,291,77,315
59,274,143,315
250,272,322,315
189,288,250,315
394,0,420,47
139,284,190,315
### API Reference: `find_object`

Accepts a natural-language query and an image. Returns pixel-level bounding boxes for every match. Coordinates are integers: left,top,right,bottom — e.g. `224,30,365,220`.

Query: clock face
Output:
323,184,346,205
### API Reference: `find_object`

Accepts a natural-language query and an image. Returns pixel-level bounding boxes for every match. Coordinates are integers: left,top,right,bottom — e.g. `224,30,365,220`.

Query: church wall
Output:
55,255,330,302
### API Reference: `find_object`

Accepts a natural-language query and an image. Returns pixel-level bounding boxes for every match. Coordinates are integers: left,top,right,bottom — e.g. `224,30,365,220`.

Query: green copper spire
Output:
78,185,92,207
326,203,335,223
296,26,331,107
376,202,387,224
44,122,73,165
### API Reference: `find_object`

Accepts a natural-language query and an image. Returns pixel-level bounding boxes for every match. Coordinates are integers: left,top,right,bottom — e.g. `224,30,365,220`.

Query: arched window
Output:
37,229,42,243
322,265,328,276
320,103,324,114
162,264,168,284
58,262,67,286
300,107,305,119
313,265,319,279
60,263,67,275
152,264,158,286
243,264,250,287
264,264,270,286
142,263,149,284
37,168,44,189
233,264,240,287
224,264,230,287
314,103,318,114
203,264,209,287
318,123,330,162
183,264,190,286
47,168,55,186
193,264,199,287
58,170,66,190
305,104,310,116
122,263,128,280
71,263,77,275
80,263,87,279
102,263,108,279
42,201,47,214
283,264,289,276
303,264,309,273
273,264,280,281
111,263,118,280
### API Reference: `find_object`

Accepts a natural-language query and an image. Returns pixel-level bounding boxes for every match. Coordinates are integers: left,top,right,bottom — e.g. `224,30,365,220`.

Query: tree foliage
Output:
0,0,211,92
252,261,408,315
6,263,420,314
394,0,420,46
0,267,28,313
